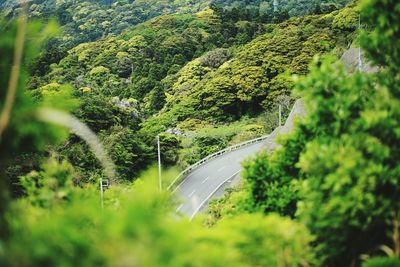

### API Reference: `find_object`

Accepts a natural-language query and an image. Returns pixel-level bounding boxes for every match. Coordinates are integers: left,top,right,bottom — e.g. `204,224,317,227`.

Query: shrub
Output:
241,126,307,217
2,166,315,267
332,4,359,31
362,257,400,267
239,1,400,266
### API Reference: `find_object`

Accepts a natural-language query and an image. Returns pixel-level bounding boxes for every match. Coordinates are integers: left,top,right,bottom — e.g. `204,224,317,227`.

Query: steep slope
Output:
1,0,349,69
212,0,349,18
23,2,358,184
1,0,213,76
1,0,211,47
27,10,271,181
141,6,358,135
35,8,273,114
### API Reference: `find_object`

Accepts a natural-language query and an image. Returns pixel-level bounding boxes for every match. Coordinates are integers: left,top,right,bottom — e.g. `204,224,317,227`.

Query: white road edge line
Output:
176,204,183,212
189,170,241,221
201,177,209,184
188,190,196,198
172,172,193,193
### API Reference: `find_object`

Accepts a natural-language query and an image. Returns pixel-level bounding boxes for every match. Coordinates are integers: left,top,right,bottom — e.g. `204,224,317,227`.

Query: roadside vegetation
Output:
207,0,400,266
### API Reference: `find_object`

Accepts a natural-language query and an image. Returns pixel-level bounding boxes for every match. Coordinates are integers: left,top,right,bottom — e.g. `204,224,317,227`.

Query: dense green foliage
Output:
0,15,75,238
211,0,349,23
1,167,314,266
142,9,355,135
29,10,272,181
241,130,305,217
2,0,400,266
0,12,316,267
35,6,302,115
362,257,400,267
20,4,354,182
229,0,400,266
0,0,350,80
1,0,212,72
38,13,227,112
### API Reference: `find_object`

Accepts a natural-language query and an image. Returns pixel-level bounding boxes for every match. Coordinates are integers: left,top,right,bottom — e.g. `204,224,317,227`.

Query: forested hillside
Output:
17,2,357,186
154,10,356,123
212,0,349,19
34,9,267,114
1,0,210,50
1,0,349,75
2,0,399,266
1,0,212,77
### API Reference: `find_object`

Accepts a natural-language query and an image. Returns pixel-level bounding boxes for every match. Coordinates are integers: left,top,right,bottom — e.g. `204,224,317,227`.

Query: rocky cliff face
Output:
340,47,380,73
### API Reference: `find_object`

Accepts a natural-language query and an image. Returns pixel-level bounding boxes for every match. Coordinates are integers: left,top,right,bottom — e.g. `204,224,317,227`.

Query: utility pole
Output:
157,135,162,191
273,0,279,12
278,104,282,127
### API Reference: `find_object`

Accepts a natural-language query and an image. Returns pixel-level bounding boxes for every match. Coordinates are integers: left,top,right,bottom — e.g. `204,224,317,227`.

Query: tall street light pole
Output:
279,104,282,127
157,134,162,191
273,0,279,12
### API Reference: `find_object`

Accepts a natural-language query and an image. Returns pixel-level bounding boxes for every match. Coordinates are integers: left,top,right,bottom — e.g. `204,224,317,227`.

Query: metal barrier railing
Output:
167,99,305,192
166,134,271,191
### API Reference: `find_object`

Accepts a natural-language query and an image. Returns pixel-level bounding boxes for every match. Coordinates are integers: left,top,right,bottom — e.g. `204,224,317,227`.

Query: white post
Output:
278,104,282,127
157,135,162,191
100,178,104,209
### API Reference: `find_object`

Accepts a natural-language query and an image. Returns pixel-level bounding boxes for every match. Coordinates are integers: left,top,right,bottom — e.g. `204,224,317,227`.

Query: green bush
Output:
20,158,76,208
362,257,400,267
1,160,315,267
241,126,307,217
214,213,315,267
205,186,247,226
294,0,400,260
0,16,71,239
101,125,153,180
332,4,359,31
238,1,400,266
158,133,182,165
194,134,229,158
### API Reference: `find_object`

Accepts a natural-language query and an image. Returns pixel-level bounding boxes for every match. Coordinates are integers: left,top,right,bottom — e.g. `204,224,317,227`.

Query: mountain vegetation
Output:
17,2,356,184
0,0,345,74
1,0,211,72
1,0,400,266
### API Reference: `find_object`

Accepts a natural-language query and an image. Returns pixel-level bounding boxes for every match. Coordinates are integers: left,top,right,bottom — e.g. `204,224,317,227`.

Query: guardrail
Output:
166,134,271,191
167,99,305,192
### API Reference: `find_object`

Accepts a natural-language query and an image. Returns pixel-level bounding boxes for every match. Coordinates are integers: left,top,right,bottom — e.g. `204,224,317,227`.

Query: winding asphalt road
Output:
175,100,306,219
175,47,374,219
174,139,268,219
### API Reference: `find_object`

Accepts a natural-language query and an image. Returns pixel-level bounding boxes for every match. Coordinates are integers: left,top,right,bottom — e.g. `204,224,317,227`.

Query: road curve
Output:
175,100,306,219
174,49,370,219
